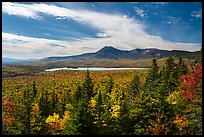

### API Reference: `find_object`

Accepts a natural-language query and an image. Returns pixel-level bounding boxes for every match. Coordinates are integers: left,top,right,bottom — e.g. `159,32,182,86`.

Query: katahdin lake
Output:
45,67,150,71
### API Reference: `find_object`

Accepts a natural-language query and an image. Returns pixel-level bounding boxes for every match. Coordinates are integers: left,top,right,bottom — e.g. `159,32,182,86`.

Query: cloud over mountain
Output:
2,2,201,59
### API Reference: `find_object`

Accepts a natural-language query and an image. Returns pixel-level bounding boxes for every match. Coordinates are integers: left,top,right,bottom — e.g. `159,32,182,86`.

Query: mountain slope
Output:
39,46,199,62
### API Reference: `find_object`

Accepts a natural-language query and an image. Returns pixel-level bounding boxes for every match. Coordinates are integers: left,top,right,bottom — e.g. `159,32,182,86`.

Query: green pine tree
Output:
106,76,114,94
161,56,177,94
117,91,132,135
24,86,32,135
76,70,95,135
39,90,50,118
32,81,37,98
75,84,83,103
129,74,142,101
82,69,94,100
177,57,188,77
144,58,160,96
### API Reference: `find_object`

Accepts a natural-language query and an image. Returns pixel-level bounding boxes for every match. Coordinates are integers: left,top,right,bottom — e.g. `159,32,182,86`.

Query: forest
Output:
2,56,202,135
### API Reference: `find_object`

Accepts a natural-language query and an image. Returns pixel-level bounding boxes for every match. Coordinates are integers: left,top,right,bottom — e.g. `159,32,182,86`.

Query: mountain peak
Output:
100,46,116,50
97,46,120,52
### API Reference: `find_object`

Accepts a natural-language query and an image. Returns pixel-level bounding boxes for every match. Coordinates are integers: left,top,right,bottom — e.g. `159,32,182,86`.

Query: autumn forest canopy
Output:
2,55,202,135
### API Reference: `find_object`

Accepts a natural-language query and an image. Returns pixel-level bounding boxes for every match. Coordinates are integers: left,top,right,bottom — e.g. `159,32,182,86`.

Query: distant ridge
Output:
2,57,37,64
40,46,199,62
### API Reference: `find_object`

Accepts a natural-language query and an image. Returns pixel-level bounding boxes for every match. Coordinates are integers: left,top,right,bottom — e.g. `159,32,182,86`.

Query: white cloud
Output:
96,32,109,38
3,32,201,59
123,15,128,18
2,32,73,59
191,9,202,19
2,2,42,19
2,2,201,59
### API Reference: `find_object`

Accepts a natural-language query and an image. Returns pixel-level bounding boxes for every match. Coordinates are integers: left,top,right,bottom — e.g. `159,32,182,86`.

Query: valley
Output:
2,46,199,78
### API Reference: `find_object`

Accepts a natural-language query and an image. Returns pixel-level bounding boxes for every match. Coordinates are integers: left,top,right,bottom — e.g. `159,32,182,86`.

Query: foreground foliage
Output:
2,57,202,135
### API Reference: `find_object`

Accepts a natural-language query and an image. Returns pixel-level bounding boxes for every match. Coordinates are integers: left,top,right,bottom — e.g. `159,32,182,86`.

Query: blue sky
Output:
2,2,202,59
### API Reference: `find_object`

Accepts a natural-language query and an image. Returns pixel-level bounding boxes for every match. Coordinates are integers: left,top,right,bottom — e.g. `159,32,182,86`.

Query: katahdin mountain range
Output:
3,46,200,64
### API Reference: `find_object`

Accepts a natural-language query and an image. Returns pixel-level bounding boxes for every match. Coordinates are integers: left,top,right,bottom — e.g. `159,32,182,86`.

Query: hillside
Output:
39,46,199,62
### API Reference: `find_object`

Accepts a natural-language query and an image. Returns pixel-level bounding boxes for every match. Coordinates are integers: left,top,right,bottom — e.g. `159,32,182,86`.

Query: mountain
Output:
40,46,199,62
2,58,37,64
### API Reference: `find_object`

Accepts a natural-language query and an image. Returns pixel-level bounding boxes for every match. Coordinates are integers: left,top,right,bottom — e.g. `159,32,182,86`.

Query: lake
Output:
45,67,150,71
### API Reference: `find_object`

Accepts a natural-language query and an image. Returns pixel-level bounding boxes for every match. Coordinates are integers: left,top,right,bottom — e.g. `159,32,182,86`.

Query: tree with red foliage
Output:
178,63,202,135
3,98,14,134
179,63,202,104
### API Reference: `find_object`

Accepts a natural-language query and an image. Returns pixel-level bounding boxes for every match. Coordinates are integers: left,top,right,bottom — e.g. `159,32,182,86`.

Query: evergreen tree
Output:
144,58,160,96
75,84,83,103
39,90,50,118
82,69,94,100
129,74,141,101
94,90,105,134
156,56,185,97
21,85,35,135
77,99,94,135
106,76,114,94
161,56,177,95
151,58,160,79
128,91,158,135
105,76,114,112
163,56,175,79
177,57,188,77
32,81,37,98
76,70,95,135
24,86,32,135
117,91,131,135
96,90,103,112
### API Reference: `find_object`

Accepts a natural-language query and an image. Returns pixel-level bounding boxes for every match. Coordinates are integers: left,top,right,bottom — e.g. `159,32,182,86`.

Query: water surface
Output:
45,67,150,71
